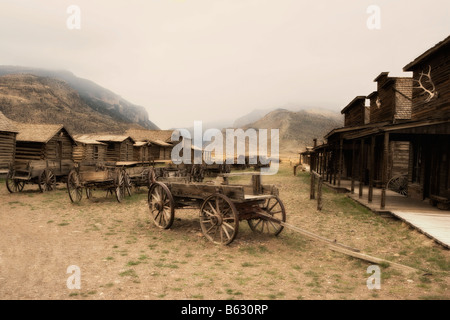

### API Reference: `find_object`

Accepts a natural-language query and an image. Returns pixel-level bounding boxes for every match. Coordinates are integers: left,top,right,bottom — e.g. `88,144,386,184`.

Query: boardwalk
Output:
324,179,450,249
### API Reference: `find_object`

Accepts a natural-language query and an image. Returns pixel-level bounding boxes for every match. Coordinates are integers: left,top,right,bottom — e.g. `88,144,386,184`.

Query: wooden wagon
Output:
6,159,73,193
147,171,286,245
66,162,126,203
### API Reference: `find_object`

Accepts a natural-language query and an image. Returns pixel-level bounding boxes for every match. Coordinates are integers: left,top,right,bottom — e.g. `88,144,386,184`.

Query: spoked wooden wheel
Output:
148,182,175,229
199,194,239,245
115,169,125,203
123,170,132,197
67,170,82,203
38,169,56,192
85,188,92,199
248,195,286,236
6,170,25,193
387,175,408,196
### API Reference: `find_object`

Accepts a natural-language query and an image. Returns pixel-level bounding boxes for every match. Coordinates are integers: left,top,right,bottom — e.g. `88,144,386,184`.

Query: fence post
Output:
317,175,323,211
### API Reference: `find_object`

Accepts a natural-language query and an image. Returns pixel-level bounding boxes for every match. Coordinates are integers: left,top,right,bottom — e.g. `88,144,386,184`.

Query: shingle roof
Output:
15,122,65,143
74,134,134,143
403,36,450,71
0,111,18,133
126,129,174,143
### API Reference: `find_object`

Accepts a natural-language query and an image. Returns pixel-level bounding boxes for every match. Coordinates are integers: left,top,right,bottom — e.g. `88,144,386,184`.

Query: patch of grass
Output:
119,269,138,278
241,262,255,267
105,256,114,261
57,222,69,226
68,292,79,297
127,260,141,266
47,220,54,224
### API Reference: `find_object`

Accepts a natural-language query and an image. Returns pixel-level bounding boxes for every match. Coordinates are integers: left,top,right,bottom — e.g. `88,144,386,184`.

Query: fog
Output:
1,0,449,129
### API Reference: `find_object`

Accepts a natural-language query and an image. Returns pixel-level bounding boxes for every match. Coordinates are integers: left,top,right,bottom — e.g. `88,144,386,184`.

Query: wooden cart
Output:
66,162,125,203
5,159,73,193
147,172,286,245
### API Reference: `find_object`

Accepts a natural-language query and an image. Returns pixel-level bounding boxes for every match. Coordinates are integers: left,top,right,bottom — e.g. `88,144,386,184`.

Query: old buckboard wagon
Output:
147,171,286,245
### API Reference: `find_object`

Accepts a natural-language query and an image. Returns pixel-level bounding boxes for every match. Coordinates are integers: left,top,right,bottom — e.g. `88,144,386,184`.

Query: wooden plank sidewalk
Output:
323,179,450,249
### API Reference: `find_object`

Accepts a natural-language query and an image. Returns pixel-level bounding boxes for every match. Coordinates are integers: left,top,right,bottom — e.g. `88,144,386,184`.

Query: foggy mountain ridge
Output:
0,65,159,130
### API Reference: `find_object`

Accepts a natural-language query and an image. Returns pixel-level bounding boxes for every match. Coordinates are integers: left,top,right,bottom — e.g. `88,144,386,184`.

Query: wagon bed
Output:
67,161,125,203
6,159,73,193
148,172,286,245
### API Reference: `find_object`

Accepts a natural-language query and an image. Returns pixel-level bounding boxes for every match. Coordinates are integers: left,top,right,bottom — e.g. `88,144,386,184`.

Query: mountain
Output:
0,66,159,130
233,108,273,128
242,108,343,155
0,73,154,134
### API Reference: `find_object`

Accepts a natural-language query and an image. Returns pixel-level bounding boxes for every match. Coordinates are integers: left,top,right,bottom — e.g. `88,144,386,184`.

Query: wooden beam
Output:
369,136,375,203
381,132,389,209
351,140,356,194
338,138,343,187
359,139,364,198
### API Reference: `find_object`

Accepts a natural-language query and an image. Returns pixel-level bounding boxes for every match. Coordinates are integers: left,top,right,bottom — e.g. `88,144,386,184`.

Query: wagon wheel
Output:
6,170,25,193
86,188,92,199
199,193,239,245
148,167,157,186
148,182,175,229
387,175,408,196
123,170,132,197
67,170,82,203
248,195,286,236
38,169,56,192
115,169,125,203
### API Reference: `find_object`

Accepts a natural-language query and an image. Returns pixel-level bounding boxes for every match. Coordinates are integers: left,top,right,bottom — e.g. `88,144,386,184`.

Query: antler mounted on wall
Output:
414,65,439,102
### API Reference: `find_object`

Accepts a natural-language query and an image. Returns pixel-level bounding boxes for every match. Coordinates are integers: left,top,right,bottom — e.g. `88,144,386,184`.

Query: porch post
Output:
359,139,364,198
338,138,343,187
368,135,375,203
381,132,389,209
351,140,356,194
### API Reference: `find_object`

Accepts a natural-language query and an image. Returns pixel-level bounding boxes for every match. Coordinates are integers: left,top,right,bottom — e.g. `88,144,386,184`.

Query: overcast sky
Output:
1,0,449,129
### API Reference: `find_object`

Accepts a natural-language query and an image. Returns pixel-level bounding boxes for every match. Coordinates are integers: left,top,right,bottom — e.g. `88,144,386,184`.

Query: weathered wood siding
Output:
344,102,365,127
15,142,44,160
73,144,106,162
44,129,73,161
389,141,410,178
119,139,134,161
410,48,450,121
133,145,149,162
0,132,16,169
371,76,395,123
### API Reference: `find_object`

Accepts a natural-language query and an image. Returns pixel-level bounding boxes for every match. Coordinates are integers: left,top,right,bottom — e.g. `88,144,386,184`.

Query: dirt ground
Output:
0,162,449,300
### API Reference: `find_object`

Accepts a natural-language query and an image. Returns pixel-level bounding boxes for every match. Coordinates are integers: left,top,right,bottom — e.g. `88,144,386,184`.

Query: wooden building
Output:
72,136,107,162
0,111,18,174
14,123,75,161
311,35,449,210
13,122,76,177
126,129,174,161
74,134,135,162
401,35,450,206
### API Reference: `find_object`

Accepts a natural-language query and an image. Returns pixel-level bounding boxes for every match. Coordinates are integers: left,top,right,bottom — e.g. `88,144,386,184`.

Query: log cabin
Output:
13,122,76,176
0,111,18,174
72,136,107,162
74,134,135,162
126,129,174,161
